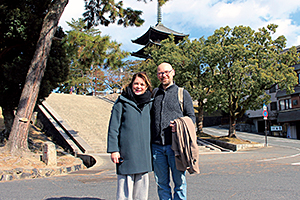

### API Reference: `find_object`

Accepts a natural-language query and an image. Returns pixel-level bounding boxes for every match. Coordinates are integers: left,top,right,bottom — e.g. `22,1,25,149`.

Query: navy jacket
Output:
107,95,153,175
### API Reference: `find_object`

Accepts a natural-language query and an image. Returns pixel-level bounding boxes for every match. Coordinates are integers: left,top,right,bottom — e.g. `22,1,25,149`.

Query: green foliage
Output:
0,0,68,110
203,24,299,132
59,18,129,94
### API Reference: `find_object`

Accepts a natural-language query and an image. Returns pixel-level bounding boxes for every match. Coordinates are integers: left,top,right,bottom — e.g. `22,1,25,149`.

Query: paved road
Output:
204,126,300,160
1,127,300,200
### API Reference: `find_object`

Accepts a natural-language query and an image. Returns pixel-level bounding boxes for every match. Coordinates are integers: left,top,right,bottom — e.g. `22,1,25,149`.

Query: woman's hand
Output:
111,152,120,163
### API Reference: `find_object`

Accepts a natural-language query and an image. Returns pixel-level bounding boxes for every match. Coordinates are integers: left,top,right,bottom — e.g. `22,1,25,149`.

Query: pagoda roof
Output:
131,47,150,59
132,23,189,45
131,41,160,59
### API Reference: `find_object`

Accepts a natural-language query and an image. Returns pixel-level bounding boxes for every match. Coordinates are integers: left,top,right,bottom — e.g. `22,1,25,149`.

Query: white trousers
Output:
117,172,149,200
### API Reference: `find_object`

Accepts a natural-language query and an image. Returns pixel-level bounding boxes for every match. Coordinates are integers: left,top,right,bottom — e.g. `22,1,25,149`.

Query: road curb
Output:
206,139,265,151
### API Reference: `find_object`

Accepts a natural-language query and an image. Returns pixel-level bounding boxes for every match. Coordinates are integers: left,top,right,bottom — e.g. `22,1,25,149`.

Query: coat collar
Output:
118,95,153,112
158,82,177,92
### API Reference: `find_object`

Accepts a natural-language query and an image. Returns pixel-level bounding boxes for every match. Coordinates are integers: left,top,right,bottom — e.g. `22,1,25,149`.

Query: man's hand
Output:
170,121,176,132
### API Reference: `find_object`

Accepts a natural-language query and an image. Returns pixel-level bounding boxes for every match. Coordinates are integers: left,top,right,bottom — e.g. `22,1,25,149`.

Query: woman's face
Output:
132,76,147,95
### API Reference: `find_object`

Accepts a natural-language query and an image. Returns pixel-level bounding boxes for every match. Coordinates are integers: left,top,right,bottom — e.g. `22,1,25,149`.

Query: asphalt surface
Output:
1,127,300,200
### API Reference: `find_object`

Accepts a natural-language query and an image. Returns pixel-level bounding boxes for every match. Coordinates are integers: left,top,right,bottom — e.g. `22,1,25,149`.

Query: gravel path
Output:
45,93,114,153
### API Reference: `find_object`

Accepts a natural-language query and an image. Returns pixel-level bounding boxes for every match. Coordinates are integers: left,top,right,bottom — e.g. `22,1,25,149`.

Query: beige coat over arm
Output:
171,116,200,174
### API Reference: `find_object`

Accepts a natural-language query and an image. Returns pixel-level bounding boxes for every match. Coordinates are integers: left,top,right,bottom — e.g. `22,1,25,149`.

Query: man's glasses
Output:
157,69,173,76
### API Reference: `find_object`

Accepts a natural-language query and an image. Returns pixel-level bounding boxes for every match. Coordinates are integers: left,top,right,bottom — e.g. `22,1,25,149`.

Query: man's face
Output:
157,63,174,88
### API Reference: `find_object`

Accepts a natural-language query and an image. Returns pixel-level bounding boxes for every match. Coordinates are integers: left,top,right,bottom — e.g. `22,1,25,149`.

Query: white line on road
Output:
257,153,300,162
291,162,300,166
257,144,300,164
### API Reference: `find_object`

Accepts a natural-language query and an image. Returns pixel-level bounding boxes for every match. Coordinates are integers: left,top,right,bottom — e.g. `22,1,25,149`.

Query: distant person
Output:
151,62,196,200
107,72,153,200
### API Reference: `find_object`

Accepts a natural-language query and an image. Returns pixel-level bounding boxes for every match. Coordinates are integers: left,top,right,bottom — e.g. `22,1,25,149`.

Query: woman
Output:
107,72,153,200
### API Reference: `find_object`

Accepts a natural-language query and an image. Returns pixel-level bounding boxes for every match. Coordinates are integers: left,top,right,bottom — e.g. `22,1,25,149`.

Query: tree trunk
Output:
1,106,15,139
197,100,204,135
228,115,236,138
228,89,237,138
6,0,69,155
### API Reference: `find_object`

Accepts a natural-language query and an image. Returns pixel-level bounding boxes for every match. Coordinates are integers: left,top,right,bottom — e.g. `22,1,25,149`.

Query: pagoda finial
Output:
157,1,162,24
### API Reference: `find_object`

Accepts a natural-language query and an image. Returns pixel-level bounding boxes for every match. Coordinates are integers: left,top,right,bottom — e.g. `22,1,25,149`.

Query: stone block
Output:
42,142,57,166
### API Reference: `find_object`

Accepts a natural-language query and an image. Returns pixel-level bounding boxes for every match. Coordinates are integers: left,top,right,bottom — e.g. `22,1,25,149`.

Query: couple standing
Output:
107,62,196,200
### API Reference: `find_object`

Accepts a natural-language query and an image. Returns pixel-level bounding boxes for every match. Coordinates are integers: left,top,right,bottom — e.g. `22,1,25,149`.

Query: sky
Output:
58,0,300,59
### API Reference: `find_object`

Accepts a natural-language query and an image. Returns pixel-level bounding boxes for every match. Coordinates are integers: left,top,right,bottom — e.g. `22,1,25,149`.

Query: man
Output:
151,62,196,200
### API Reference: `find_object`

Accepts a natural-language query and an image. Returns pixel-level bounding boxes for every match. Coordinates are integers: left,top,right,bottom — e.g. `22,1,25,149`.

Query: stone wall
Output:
0,156,85,182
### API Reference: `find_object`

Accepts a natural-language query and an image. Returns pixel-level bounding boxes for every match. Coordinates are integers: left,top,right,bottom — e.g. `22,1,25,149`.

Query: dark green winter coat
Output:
107,95,153,175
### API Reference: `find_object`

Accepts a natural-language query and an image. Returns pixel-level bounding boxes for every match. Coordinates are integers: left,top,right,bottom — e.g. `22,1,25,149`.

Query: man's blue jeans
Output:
152,144,187,200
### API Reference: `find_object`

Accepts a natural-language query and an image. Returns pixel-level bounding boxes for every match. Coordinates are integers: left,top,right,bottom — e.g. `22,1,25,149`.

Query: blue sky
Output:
59,0,300,58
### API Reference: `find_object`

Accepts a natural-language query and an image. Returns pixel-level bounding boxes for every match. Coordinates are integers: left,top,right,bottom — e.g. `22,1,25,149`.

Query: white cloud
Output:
162,0,300,47
58,0,85,31
269,19,300,47
216,3,243,19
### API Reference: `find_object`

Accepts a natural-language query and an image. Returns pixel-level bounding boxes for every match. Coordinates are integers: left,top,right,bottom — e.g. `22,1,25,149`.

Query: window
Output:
279,100,285,110
270,102,277,111
293,99,298,106
285,99,292,109
279,99,292,110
